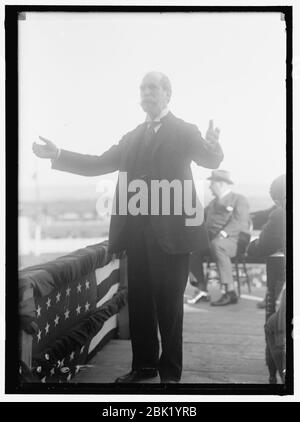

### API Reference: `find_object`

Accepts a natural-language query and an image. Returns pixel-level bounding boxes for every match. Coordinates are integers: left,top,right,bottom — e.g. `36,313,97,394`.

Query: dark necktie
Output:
143,121,161,148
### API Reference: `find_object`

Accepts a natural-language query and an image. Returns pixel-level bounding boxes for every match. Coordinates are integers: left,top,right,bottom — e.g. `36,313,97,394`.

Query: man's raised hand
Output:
205,119,220,144
32,136,59,159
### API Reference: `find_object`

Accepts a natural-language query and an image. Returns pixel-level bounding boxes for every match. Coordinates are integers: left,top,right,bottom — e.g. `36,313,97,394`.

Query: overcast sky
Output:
19,11,286,196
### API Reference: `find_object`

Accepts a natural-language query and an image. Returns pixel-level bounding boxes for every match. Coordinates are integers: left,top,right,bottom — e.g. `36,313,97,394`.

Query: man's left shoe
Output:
210,291,238,306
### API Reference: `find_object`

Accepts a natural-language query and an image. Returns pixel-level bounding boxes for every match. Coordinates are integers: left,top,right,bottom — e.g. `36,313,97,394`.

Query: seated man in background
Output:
247,175,286,383
188,170,250,306
247,174,286,308
247,174,285,257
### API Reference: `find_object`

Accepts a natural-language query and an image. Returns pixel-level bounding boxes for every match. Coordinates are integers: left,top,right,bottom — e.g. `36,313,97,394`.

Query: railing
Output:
18,241,128,383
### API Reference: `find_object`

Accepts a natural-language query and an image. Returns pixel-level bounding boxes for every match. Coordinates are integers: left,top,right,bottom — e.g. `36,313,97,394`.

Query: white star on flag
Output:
77,283,82,293
80,346,85,354
56,292,61,303
66,287,71,297
50,368,55,376
46,298,51,309
67,373,72,381
85,302,90,312
76,305,81,315
64,309,70,320
54,315,60,326
69,351,75,361
45,323,50,335
36,305,41,317
37,330,42,342
41,377,46,383
85,280,90,290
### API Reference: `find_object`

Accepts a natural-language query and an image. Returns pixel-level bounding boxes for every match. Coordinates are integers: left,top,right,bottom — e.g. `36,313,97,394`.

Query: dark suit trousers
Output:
126,217,189,381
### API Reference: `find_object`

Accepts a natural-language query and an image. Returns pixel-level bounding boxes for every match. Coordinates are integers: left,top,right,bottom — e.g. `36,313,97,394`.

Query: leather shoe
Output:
211,291,238,306
115,369,158,383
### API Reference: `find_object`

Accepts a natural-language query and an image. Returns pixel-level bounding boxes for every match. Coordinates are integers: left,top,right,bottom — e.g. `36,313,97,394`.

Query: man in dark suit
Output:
247,174,286,382
248,174,286,309
247,175,286,258
188,170,250,306
32,71,223,383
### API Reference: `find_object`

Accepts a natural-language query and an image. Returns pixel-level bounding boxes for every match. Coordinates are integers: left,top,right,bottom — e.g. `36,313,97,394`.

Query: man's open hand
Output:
32,136,58,159
205,119,220,144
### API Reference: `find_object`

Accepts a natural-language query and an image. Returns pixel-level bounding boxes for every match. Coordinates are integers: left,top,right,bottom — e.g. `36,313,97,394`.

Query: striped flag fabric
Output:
19,242,127,383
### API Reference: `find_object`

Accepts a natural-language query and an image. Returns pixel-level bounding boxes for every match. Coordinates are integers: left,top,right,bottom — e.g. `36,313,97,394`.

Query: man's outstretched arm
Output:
32,135,125,176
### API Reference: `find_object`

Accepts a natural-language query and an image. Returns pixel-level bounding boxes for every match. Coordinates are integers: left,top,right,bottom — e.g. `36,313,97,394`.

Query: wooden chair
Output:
205,231,252,297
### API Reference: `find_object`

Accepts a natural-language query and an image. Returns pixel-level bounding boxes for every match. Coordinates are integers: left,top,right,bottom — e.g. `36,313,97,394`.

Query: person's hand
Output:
205,119,220,144
32,136,59,159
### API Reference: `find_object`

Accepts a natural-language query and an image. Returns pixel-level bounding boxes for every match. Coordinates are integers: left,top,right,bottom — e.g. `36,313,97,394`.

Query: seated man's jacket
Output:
52,112,224,254
205,192,250,241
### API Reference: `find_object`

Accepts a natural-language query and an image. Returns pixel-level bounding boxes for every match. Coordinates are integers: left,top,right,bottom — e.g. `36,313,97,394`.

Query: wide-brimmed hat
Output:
207,170,234,184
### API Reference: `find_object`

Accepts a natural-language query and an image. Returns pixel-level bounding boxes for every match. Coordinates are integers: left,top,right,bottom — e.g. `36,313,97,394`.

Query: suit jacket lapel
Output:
121,112,176,171
218,192,237,214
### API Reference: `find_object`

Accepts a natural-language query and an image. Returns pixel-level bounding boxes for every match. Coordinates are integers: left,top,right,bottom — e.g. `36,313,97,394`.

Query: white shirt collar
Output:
146,107,169,123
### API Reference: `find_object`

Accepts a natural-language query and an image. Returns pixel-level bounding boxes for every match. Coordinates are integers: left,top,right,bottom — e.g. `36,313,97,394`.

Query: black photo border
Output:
5,4,293,396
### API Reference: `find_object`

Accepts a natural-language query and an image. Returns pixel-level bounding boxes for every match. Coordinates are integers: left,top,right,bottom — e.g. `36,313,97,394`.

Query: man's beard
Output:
141,100,159,115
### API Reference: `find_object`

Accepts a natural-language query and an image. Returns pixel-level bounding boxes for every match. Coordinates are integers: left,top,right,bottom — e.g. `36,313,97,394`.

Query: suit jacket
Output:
247,206,286,258
205,192,250,240
52,112,224,254
250,205,277,230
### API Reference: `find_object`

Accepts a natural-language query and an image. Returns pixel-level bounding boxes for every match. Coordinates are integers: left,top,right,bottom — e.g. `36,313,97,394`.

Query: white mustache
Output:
141,98,155,104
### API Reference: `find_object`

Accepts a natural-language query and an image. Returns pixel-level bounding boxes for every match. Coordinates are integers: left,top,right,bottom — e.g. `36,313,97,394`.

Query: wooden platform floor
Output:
71,285,268,384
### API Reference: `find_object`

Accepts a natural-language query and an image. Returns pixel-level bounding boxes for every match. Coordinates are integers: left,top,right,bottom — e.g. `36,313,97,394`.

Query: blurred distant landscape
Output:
19,184,110,268
20,181,274,210
19,182,273,269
